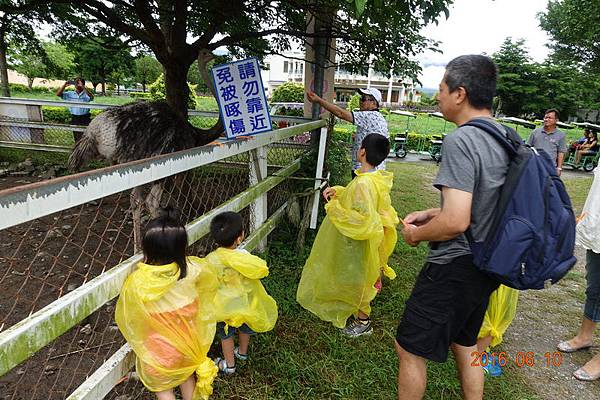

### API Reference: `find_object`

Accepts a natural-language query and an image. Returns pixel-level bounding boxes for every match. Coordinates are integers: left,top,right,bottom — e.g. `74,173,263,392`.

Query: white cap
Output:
357,87,382,106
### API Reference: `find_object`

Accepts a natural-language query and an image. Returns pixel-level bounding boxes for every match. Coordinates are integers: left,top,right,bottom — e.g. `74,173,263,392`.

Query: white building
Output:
261,52,421,106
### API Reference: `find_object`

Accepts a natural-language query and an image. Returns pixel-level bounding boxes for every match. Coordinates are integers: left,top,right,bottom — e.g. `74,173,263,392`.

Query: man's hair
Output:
142,207,188,279
75,77,85,85
444,55,497,110
545,108,560,120
360,133,390,167
210,211,244,247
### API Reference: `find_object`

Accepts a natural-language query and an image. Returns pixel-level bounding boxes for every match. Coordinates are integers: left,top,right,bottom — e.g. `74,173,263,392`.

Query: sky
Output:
417,0,551,89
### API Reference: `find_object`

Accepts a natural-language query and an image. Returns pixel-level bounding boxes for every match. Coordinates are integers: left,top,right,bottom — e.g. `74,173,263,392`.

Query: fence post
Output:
310,126,328,229
249,146,268,250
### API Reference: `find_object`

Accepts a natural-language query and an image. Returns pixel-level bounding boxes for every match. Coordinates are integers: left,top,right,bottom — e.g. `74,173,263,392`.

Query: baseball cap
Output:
357,87,382,106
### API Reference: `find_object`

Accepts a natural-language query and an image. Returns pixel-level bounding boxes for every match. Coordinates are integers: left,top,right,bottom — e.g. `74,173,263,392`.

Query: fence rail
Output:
0,118,327,399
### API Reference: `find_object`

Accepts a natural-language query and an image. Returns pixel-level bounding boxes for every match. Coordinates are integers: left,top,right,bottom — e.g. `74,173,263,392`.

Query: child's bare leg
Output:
238,332,250,356
221,337,235,367
357,310,369,319
155,389,176,400
179,375,196,400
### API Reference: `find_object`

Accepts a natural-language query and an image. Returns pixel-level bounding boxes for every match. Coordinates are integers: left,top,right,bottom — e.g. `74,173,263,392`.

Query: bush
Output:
129,92,152,100
347,93,360,111
8,83,30,93
149,74,198,109
271,82,304,103
327,128,352,186
42,106,103,124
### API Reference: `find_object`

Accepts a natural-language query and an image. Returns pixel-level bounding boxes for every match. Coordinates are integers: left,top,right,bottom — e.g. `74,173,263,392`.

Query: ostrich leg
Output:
145,181,164,218
130,186,145,252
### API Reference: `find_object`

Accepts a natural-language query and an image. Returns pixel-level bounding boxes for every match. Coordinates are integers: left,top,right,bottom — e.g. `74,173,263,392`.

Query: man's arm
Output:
84,87,94,100
306,91,353,123
402,187,472,246
56,82,68,98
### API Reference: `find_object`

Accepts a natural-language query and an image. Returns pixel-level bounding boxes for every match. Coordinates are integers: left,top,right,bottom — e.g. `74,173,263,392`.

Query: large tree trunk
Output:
142,81,146,92
27,77,34,91
0,32,10,97
164,60,191,119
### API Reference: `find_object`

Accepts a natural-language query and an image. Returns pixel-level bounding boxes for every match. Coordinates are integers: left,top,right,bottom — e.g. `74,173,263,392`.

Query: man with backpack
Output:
395,55,510,400
395,55,576,400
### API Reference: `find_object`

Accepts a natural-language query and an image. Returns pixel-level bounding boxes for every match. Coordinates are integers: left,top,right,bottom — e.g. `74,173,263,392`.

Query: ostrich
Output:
68,100,223,250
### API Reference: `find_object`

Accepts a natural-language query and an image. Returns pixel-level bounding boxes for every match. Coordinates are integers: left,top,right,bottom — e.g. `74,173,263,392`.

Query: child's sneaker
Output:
214,358,236,375
341,318,373,337
481,352,502,377
234,347,248,361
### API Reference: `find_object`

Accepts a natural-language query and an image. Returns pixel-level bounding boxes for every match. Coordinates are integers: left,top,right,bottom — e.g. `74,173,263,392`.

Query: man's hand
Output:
404,210,434,226
556,167,562,176
401,223,419,247
306,91,321,104
323,187,336,202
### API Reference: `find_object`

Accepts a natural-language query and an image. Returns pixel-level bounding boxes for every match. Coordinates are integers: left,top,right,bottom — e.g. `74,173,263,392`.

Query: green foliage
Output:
271,82,304,103
347,93,360,111
129,91,152,100
419,91,438,106
539,0,600,73
149,74,198,109
134,55,162,92
42,106,103,123
493,37,600,118
65,35,134,94
327,129,353,186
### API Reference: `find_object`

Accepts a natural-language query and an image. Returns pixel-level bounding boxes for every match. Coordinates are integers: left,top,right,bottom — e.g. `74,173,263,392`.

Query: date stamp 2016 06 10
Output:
470,351,563,368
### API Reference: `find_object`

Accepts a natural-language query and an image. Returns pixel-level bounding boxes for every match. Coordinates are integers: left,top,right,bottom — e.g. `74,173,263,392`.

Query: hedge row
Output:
333,126,442,152
42,107,103,124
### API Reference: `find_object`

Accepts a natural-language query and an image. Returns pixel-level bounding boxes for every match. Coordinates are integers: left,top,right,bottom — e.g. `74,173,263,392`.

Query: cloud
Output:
417,0,551,88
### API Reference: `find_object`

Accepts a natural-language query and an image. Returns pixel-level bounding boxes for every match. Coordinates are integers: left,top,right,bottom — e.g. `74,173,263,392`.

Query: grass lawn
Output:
209,161,539,400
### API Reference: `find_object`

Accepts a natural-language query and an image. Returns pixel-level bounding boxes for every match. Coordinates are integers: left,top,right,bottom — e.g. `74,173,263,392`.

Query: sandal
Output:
573,367,600,381
557,340,593,353
234,346,248,361
214,357,236,375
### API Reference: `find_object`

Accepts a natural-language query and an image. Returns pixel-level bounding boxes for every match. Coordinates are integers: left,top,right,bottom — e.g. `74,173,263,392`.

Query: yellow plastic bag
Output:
207,247,278,332
115,256,218,399
478,284,519,347
296,170,399,328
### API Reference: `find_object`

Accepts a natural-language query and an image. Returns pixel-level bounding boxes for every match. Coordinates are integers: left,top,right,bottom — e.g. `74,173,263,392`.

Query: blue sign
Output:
211,58,272,139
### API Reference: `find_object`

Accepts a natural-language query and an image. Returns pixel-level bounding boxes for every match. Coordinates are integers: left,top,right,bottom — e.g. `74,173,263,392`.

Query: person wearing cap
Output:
306,88,388,176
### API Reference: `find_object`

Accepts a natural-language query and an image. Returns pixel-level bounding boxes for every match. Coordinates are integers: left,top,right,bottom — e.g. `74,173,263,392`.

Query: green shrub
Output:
347,93,360,111
327,128,352,186
149,74,198,109
129,92,152,99
8,83,30,93
271,82,304,103
42,106,103,124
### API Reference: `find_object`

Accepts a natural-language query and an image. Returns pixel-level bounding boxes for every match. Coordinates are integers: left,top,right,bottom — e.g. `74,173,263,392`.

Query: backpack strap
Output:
460,118,523,246
461,118,522,157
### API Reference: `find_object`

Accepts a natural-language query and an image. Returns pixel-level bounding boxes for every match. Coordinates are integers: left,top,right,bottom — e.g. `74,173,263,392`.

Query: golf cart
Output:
428,112,447,162
390,110,417,158
564,122,600,171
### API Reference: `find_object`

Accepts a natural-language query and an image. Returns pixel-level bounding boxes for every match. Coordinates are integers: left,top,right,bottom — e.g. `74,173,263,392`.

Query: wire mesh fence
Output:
0,123,317,399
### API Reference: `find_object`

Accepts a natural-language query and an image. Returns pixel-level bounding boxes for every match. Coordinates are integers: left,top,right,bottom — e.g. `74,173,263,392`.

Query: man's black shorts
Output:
396,254,499,363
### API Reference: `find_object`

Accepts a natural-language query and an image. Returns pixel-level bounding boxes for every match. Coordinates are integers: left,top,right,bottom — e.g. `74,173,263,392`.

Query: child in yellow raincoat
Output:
297,133,399,337
115,208,218,400
207,211,278,374
476,285,519,376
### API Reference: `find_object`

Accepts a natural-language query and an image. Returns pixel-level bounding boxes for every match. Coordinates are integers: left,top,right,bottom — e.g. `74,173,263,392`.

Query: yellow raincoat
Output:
296,169,399,328
207,247,278,332
115,256,218,399
478,285,519,347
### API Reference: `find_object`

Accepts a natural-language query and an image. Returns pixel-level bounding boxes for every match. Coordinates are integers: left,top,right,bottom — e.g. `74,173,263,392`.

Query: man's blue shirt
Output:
61,90,92,115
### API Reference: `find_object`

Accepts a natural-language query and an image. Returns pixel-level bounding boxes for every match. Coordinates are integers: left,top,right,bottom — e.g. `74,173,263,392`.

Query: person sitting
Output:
575,130,598,165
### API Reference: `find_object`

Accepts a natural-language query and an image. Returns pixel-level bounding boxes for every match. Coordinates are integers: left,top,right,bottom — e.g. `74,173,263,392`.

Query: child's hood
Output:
355,169,394,191
130,261,180,302
212,247,269,279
